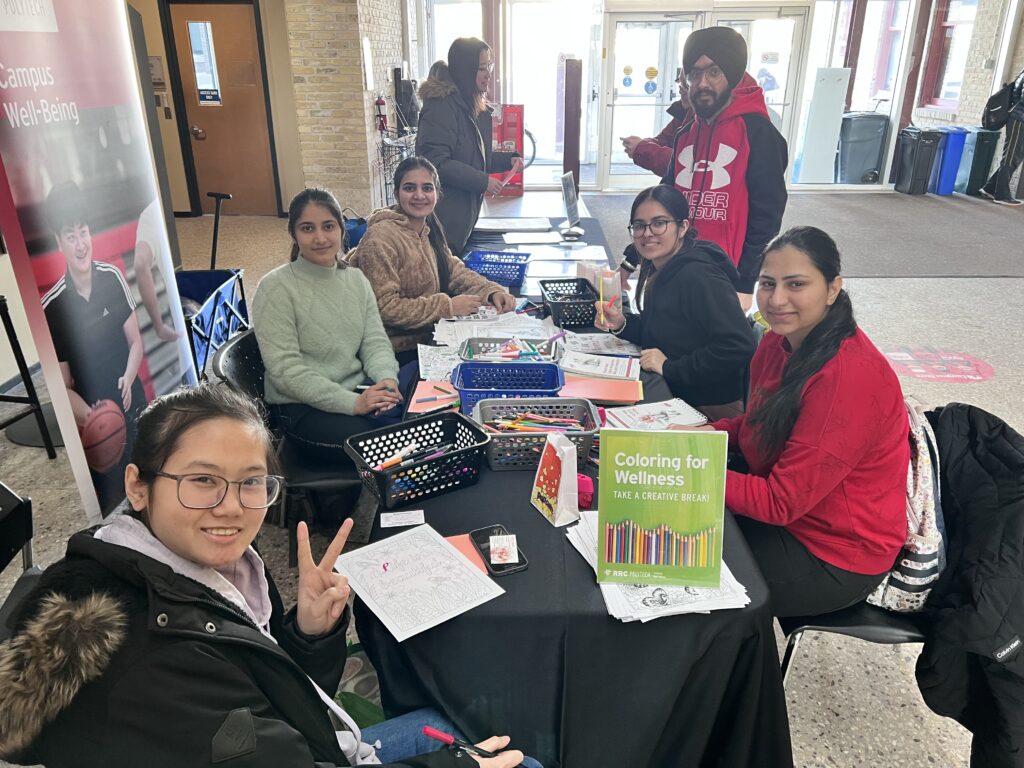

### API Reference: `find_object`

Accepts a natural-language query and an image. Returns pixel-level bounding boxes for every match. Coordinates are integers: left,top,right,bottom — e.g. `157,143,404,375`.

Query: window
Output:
919,0,977,109
872,0,909,96
187,21,221,106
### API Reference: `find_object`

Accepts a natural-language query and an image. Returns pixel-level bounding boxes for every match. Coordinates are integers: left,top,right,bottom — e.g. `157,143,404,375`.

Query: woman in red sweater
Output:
713,226,908,617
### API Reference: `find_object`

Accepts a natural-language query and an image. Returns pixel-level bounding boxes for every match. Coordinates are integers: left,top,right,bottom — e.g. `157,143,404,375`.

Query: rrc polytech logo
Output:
0,0,58,33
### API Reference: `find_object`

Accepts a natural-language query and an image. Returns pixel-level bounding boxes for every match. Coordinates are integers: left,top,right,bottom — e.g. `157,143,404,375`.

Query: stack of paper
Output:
566,511,749,622
432,314,548,347
560,351,641,380
604,399,708,430
417,344,462,382
562,330,641,357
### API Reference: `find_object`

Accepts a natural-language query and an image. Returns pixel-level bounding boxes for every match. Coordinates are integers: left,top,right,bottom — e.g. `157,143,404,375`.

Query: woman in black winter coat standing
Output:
596,185,757,413
416,38,522,254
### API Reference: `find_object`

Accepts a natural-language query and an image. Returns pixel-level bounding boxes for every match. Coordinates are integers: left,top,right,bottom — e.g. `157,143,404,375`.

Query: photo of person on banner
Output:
40,180,148,512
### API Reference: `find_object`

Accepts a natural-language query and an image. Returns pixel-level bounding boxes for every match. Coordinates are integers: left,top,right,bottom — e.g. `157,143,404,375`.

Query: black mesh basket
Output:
343,412,490,509
540,278,599,328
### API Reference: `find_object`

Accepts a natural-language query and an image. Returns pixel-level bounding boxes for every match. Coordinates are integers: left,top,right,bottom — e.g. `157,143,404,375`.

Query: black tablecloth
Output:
354,434,793,767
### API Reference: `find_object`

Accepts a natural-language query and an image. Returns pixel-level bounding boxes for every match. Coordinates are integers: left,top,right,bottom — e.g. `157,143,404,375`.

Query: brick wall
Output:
913,0,1005,129
358,0,405,209
283,0,404,214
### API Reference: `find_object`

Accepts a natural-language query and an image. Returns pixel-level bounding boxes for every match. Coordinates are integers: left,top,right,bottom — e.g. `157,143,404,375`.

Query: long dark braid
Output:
748,227,857,460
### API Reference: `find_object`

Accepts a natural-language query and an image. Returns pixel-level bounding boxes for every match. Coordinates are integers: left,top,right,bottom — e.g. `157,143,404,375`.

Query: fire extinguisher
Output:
375,95,387,133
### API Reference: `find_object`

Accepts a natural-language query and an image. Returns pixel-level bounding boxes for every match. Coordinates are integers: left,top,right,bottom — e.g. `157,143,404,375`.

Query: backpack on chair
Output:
867,400,945,613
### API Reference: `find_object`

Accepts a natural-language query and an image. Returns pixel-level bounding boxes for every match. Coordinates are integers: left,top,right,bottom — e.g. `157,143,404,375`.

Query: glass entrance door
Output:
597,14,701,190
709,9,808,158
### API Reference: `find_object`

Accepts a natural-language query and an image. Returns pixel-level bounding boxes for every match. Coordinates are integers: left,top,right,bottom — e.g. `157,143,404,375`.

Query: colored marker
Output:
422,727,496,758
546,330,567,343
605,293,620,310
415,394,459,403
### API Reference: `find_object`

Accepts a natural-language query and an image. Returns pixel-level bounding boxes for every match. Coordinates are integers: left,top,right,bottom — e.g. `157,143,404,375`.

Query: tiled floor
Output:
4,191,1022,767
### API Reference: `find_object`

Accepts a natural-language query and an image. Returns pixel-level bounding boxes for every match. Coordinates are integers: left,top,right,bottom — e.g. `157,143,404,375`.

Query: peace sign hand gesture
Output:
295,519,353,637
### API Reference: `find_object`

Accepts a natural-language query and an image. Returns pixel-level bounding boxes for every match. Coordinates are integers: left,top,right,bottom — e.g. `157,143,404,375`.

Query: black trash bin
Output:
836,113,889,183
894,127,942,194
954,127,1000,195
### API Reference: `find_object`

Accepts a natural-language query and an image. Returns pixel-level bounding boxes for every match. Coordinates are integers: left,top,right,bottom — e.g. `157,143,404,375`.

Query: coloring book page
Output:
335,525,504,642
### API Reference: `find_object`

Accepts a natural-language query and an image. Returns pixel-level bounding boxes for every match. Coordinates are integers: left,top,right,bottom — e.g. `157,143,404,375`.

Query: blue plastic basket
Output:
463,250,531,286
450,361,564,414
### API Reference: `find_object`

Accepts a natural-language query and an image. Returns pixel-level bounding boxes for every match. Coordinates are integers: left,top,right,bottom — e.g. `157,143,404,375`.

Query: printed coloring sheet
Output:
335,525,504,642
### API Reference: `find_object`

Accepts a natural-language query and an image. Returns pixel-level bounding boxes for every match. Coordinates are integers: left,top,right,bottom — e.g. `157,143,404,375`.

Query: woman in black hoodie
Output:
416,39,522,254
597,185,756,410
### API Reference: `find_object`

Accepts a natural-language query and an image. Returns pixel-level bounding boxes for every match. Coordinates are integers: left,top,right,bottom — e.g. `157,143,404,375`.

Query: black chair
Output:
741,314,768,411
211,329,365,566
0,481,42,642
779,601,929,687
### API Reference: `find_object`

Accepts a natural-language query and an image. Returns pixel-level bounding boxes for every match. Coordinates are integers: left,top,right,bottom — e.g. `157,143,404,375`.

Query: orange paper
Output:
558,374,643,405
446,534,488,574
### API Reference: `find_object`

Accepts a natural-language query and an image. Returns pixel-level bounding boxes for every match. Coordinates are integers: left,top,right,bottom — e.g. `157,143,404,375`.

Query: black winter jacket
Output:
0,531,473,768
416,75,516,255
614,239,756,406
918,404,1024,768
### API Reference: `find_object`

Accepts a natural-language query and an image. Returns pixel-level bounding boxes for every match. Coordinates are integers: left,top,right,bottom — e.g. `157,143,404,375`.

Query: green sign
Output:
598,429,727,587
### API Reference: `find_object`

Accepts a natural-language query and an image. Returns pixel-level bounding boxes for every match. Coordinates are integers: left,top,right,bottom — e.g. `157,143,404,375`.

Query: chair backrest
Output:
211,328,265,402
0,483,39,642
742,314,768,410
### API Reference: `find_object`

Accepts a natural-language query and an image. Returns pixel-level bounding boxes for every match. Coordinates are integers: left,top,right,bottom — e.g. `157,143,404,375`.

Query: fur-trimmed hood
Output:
0,590,126,756
418,74,459,101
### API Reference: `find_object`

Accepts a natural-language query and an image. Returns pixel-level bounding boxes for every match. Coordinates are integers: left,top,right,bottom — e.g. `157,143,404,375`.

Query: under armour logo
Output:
675,143,739,190
102,308,110,317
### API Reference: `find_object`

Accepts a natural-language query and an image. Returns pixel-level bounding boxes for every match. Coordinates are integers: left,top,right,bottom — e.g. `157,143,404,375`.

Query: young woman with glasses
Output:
0,384,537,768
416,38,523,254
596,185,756,413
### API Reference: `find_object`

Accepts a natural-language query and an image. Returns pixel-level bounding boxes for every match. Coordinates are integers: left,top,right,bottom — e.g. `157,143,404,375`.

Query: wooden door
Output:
171,4,277,215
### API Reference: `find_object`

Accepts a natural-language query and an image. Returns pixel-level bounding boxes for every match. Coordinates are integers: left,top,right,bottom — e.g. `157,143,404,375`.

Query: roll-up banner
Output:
0,0,196,521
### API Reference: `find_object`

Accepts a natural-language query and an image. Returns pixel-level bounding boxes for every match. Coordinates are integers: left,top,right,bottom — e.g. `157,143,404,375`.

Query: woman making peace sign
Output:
0,385,537,768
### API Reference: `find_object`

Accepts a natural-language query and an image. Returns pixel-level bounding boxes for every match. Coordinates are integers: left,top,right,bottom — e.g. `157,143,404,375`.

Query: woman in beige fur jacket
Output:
350,156,516,365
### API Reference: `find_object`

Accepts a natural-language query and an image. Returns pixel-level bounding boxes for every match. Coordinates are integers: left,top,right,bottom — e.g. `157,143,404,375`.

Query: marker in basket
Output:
375,441,419,471
399,442,454,466
546,330,567,344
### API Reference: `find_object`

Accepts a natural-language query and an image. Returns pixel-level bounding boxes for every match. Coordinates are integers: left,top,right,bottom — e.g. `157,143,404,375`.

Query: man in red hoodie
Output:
619,27,788,311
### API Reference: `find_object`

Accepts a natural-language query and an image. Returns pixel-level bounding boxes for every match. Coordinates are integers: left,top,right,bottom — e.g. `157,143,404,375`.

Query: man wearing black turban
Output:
618,27,788,311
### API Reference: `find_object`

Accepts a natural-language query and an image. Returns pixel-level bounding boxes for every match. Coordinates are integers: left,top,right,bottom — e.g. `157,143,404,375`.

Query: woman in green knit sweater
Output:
252,188,403,462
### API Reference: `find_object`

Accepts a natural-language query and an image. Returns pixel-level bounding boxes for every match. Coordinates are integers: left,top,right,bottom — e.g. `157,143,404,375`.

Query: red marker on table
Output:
422,726,496,758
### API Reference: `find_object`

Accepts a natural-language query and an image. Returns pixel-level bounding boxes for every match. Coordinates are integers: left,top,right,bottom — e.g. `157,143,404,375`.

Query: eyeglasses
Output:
628,218,680,237
478,62,494,73
154,471,283,510
685,64,725,85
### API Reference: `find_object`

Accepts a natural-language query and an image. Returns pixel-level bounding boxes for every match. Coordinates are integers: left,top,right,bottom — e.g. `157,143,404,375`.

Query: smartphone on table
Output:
469,524,528,576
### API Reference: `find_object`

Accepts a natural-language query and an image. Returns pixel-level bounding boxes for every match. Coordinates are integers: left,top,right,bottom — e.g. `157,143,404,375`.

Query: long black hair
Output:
392,155,451,293
748,226,857,459
630,185,698,302
447,37,490,116
286,187,348,266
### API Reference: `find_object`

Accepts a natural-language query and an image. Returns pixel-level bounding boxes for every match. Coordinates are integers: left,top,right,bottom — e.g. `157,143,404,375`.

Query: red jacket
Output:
713,329,908,575
631,100,694,175
662,74,788,293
